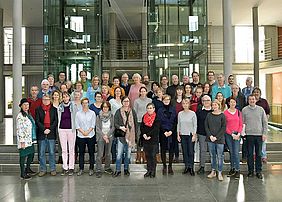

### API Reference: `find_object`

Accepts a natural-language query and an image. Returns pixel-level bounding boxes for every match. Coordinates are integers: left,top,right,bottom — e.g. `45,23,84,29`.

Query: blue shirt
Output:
212,84,232,100
86,86,101,104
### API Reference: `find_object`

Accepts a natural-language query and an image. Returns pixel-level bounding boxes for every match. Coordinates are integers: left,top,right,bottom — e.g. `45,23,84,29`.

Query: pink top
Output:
128,83,145,107
224,109,243,135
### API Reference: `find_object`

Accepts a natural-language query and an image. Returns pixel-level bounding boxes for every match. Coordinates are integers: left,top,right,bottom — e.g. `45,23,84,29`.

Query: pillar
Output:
109,12,117,60
222,0,233,78
253,7,259,87
0,8,4,123
13,0,23,134
141,11,147,61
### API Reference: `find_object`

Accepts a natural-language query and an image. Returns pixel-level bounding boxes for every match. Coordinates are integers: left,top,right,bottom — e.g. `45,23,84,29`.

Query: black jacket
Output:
226,93,246,111
140,118,160,145
35,105,58,140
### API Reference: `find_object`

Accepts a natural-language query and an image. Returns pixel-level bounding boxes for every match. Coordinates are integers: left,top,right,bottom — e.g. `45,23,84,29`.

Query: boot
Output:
135,151,141,164
156,153,161,163
142,151,147,164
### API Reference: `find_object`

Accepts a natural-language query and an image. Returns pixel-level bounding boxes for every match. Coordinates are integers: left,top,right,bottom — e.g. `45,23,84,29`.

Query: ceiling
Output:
0,0,282,35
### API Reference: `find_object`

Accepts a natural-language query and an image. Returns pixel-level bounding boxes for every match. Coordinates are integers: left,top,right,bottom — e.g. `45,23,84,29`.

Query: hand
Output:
143,134,147,139
20,142,25,149
192,134,197,142
146,136,151,140
166,131,172,137
233,134,241,141
103,135,109,143
177,135,181,142
210,135,216,142
44,129,50,134
83,131,89,136
120,126,127,132
262,135,267,142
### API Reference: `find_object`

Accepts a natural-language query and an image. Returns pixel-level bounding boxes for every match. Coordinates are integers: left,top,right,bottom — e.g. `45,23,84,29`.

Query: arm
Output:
95,115,102,139
132,109,138,136
177,112,181,135
50,108,58,132
108,115,115,137
204,114,212,138
16,114,26,142
192,112,197,135
238,111,243,133
217,115,226,138
35,108,45,132
262,109,268,136
114,109,123,129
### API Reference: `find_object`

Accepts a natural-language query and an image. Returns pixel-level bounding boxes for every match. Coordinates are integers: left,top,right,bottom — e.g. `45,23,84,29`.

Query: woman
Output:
109,77,125,97
71,81,86,100
60,83,68,93
113,96,137,177
147,82,160,99
183,83,193,99
205,99,226,181
17,98,37,180
72,90,82,163
224,97,243,179
95,102,115,178
203,82,212,97
177,98,197,176
190,87,203,112
157,94,177,175
58,92,76,176
87,75,101,104
89,92,103,116
141,103,160,178
128,73,145,107
216,92,227,112
152,87,164,113
101,84,113,102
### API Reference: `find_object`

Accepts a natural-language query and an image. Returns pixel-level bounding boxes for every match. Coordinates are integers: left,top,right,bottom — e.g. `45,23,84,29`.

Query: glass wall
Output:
148,0,208,82
43,0,102,81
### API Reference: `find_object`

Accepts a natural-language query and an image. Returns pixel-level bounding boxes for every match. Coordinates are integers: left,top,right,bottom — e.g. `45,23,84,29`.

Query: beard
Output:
143,81,149,85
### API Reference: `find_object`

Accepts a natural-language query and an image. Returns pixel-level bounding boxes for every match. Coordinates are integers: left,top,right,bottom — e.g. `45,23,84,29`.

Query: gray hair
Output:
41,79,50,85
132,73,141,80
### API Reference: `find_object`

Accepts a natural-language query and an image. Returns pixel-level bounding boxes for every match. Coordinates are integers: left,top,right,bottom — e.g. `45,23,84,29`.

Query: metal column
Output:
253,7,259,87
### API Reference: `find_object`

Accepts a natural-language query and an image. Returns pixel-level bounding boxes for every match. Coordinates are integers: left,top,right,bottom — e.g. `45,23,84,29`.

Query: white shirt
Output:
75,109,96,138
109,99,122,116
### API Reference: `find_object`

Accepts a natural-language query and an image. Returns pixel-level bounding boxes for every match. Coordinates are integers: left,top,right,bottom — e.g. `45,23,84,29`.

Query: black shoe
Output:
68,169,74,176
104,168,114,175
234,171,240,179
182,168,189,174
144,172,151,178
227,168,236,177
25,168,37,176
189,168,195,176
113,171,121,177
256,172,263,179
61,169,69,176
58,156,63,164
197,167,205,175
96,172,102,178
124,170,130,176
247,172,254,177
173,157,179,163
150,172,156,178
21,174,32,180
168,166,174,175
162,166,167,175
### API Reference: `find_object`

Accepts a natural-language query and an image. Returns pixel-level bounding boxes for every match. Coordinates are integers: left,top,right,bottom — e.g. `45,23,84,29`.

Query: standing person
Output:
47,74,58,92
183,83,193,99
17,98,37,180
142,75,152,91
160,75,169,93
109,77,125,97
101,72,112,87
120,73,131,96
89,92,103,116
228,75,235,86
216,92,228,112
212,73,232,100
109,87,123,163
224,97,243,179
75,98,97,176
101,84,113,102
58,92,76,176
226,84,246,111
166,75,179,100
152,87,164,113
35,94,58,177
71,81,86,100
177,98,197,176
190,71,202,93
27,85,42,119
181,75,190,86
113,96,138,177
242,77,254,102
147,82,160,99
54,71,66,89
157,94,177,175
95,102,115,178
205,99,226,181
79,70,91,92
207,71,216,87
190,87,203,112
202,82,212,98
60,84,68,93
252,87,270,163
141,103,160,178
72,90,82,163
87,75,101,104
133,87,152,164
37,79,51,99
242,95,268,179
196,95,212,174
128,73,145,107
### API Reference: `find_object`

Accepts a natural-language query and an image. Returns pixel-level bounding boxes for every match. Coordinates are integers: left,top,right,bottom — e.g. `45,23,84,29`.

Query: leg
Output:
225,134,234,169
233,138,241,171
208,142,217,171
58,129,68,170
160,142,167,167
261,141,267,159
111,137,117,163
87,136,96,170
181,136,189,168
67,130,76,170
198,134,207,168
26,152,34,169
77,137,86,170
242,137,248,161
254,136,263,173
19,155,26,177
116,139,124,172
104,138,113,170
144,144,151,172
124,143,131,171
216,144,224,172
96,141,105,172
187,135,195,169
47,139,56,172
246,136,255,173
39,139,47,172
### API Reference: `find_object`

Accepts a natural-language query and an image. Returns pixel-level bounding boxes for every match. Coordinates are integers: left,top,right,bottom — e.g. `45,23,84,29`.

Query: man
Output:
228,74,235,86
160,75,169,93
166,75,179,100
226,84,246,111
27,85,42,119
54,71,66,89
76,98,96,176
242,95,268,179
79,70,91,92
242,77,254,102
142,75,152,91
190,71,202,92
37,79,51,99
47,74,58,92
35,94,58,177
102,72,112,87
207,70,216,86
120,73,131,96
71,81,86,100
181,75,190,86
211,73,232,100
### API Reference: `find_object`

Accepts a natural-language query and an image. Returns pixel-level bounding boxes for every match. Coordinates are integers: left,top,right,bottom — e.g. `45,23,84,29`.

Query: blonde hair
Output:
132,73,141,80
162,94,171,100
212,99,222,111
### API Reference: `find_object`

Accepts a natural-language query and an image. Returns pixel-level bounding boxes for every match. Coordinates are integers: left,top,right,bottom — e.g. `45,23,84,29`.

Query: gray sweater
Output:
205,112,226,144
177,110,197,135
242,105,268,136
133,97,152,122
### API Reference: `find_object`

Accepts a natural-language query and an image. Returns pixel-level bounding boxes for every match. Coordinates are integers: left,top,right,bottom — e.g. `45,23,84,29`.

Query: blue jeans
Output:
225,134,240,171
116,139,131,172
181,135,195,168
39,138,56,172
208,142,224,172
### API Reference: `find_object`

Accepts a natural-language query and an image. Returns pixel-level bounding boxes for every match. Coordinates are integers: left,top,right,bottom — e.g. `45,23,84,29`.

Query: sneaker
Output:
247,171,254,177
189,168,195,176
113,171,121,177
234,171,240,179
197,167,205,175
68,169,74,176
96,172,102,178
25,168,37,176
124,170,130,176
89,169,94,176
77,170,84,176
104,168,114,175
21,175,32,180
218,172,224,181
256,172,263,179
207,170,216,179
168,166,174,175
38,171,46,177
227,168,236,177
50,171,57,176
144,172,151,178
173,157,179,163
61,169,69,176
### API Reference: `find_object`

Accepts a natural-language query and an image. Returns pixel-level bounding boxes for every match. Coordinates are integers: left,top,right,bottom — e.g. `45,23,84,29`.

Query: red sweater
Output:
224,109,243,135
27,97,42,119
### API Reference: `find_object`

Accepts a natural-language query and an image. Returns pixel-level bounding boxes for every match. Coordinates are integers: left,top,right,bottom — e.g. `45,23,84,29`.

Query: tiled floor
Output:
0,170,282,201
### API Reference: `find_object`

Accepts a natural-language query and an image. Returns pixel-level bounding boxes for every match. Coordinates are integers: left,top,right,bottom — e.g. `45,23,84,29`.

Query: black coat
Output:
140,118,160,145
35,105,58,140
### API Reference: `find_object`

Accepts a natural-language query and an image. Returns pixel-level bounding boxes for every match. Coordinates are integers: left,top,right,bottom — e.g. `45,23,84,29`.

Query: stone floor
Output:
0,170,282,202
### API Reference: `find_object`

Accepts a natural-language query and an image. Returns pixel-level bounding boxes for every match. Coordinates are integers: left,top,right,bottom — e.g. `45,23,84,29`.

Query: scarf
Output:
42,104,51,129
99,110,112,122
120,107,135,147
58,102,72,113
143,112,156,127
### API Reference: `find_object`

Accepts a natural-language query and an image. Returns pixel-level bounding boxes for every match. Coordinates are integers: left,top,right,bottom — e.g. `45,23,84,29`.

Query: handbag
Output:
115,111,129,137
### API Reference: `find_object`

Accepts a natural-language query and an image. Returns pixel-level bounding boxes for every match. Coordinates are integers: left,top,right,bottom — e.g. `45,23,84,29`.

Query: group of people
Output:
16,70,269,181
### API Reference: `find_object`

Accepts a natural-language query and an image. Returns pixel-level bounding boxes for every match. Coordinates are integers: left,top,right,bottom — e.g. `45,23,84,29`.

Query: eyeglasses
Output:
202,100,211,102
123,100,130,102
42,98,51,101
